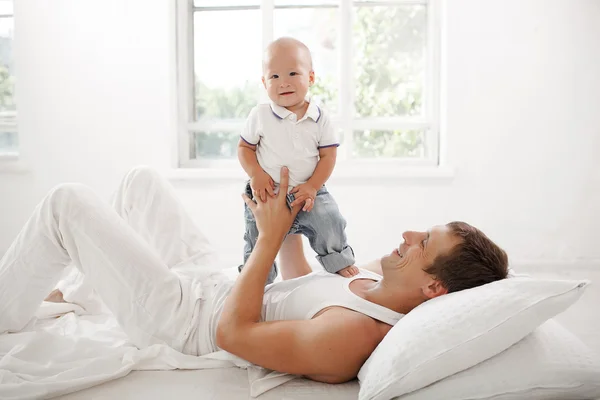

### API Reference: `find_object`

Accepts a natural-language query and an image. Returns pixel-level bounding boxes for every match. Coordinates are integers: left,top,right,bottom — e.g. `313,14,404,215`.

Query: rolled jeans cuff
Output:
317,246,355,274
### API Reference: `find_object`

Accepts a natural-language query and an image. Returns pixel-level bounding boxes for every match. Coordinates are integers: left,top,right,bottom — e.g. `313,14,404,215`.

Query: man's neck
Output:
356,279,425,315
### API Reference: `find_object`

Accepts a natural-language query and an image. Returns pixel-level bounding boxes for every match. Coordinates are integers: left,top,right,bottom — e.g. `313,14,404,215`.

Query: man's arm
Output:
307,146,337,190
219,307,381,381
216,167,380,381
279,234,313,280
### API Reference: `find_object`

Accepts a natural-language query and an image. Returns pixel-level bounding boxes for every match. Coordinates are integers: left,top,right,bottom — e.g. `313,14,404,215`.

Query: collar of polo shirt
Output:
269,99,321,123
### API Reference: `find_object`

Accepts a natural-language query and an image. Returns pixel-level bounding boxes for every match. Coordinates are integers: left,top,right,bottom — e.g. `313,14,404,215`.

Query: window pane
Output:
0,1,13,15
0,16,15,114
0,131,17,154
193,10,261,120
353,5,426,118
274,7,339,113
190,131,239,159
352,129,425,158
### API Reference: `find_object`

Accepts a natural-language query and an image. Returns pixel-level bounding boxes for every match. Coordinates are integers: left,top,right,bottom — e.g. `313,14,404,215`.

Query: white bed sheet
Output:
56,369,360,400
0,301,297,400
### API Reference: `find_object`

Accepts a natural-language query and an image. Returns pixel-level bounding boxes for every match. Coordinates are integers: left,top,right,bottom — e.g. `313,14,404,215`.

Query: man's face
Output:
381,225,462,298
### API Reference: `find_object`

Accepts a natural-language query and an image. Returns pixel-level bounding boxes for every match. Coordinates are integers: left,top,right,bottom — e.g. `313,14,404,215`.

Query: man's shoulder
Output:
308,307,388,377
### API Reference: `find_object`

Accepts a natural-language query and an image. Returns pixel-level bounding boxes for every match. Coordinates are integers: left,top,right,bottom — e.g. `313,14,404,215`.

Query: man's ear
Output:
262,76,267,89
423,279,448,299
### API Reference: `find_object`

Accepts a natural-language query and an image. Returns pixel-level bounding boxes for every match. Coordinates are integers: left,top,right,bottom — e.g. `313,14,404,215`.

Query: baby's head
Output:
262,37,314,109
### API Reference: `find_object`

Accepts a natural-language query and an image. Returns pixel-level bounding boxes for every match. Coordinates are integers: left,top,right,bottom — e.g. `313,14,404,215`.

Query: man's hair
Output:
424,221,508,293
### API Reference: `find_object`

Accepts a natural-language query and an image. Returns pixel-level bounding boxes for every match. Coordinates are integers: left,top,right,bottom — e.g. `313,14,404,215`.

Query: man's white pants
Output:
0,166,219,353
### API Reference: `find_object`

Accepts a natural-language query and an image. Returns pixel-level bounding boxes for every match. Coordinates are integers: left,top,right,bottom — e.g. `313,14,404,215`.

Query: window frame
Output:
0,3,17,162
174,0,443,175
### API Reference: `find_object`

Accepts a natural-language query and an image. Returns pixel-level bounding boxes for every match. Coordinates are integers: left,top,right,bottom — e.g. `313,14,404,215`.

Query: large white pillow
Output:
357,277,589,400
397,319,600,400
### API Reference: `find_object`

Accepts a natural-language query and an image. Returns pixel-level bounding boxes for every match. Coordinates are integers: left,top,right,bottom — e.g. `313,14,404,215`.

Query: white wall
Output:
0,0,173,250
1,0,599,270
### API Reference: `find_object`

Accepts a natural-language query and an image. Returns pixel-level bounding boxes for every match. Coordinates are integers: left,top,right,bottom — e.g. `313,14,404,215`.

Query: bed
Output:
2,267,599,400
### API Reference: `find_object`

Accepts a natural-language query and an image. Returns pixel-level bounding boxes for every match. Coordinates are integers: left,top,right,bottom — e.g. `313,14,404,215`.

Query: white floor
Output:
57,266,600,400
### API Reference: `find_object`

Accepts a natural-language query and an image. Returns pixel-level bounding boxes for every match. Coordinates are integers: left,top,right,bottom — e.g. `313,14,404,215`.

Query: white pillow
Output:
397,319,600,400
357,277,589,400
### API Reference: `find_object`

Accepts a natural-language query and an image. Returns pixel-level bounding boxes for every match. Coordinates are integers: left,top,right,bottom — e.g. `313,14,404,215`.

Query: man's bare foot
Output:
45,289,66,303
337,265,359,278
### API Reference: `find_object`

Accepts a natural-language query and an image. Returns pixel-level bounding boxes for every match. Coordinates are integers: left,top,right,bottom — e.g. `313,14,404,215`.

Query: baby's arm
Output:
307,146,337,191
307,109,339,192
238,108,263,180
238,139,275,202
238,139,262,178
239,107,275,202
290,146,337,212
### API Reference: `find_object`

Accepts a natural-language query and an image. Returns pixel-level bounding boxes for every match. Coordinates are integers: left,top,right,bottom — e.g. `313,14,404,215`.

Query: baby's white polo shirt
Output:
240,101,339,189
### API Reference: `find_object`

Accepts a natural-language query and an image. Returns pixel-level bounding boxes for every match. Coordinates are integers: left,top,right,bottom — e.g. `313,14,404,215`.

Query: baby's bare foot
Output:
337,265,359,278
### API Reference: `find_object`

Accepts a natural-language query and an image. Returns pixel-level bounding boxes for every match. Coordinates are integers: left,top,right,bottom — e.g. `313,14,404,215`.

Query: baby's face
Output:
262,46,314,109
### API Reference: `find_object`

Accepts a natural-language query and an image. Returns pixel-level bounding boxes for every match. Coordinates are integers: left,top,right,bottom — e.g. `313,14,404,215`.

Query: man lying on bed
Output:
0,166,508,384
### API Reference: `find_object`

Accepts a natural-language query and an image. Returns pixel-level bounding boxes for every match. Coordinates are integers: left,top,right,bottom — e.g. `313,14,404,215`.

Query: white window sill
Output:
0,155,30,174
166,164,454,184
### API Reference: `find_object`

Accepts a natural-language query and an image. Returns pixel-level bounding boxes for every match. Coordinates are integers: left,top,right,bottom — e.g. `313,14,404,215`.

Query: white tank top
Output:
196,269,403,354
261,269,403,325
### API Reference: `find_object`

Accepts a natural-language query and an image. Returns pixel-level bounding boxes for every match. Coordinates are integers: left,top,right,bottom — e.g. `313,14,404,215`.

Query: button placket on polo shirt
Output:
288,114,302,151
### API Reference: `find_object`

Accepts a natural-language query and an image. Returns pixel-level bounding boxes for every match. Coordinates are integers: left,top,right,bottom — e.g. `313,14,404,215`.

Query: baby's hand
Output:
290,183,317,212
337,265,359,278
250,171,275,202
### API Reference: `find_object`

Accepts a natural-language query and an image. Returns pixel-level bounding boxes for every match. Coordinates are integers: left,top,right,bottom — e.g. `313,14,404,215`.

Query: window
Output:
176,0,440,169
0,0,15,157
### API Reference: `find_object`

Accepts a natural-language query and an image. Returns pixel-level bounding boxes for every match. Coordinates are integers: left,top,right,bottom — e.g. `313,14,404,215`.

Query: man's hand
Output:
250,170,276,203
243,167,301,242
290,183,318,212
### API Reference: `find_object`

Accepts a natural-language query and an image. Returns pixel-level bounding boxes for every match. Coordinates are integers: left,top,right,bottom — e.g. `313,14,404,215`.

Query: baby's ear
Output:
309,71,315,86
